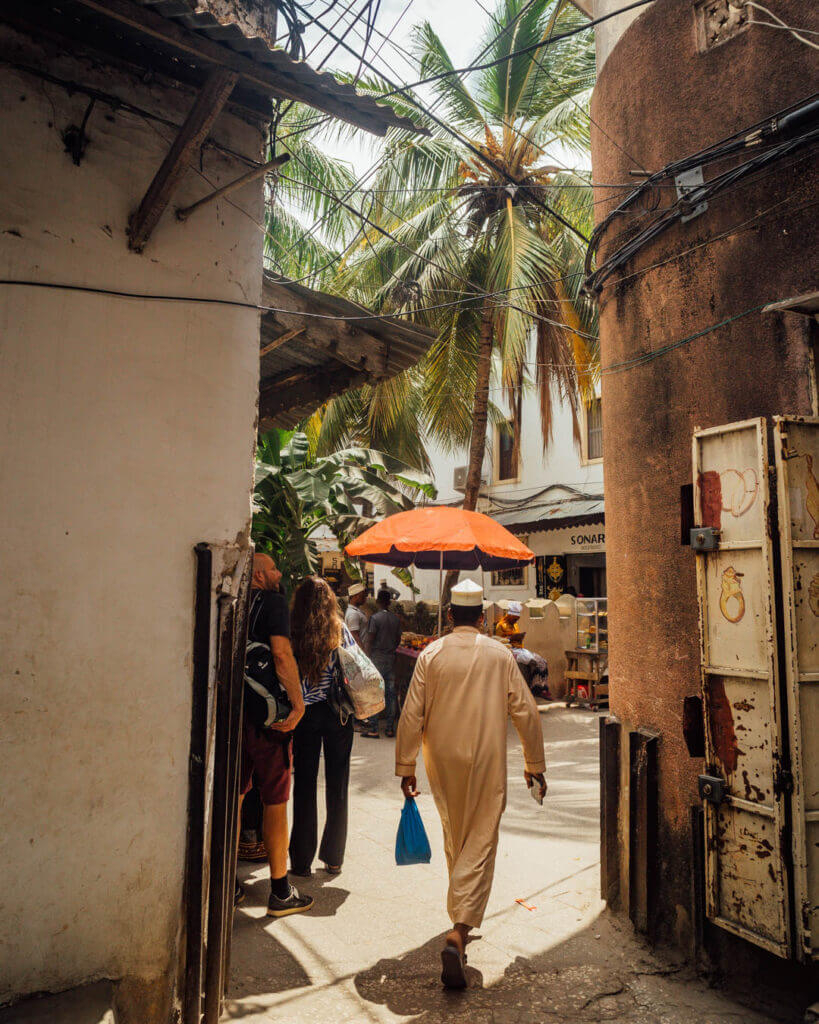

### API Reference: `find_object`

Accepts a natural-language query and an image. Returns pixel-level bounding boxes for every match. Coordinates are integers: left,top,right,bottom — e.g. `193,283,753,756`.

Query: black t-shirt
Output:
249,589,289,645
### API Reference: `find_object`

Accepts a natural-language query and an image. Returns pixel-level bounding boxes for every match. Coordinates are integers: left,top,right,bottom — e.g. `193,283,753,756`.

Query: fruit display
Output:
400,632,436,651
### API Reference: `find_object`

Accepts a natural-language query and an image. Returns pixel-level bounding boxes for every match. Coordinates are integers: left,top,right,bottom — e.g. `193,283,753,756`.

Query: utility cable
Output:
289,0,591,244
742,1,819,50
584,95,819,290
587,129,819,291
279,163,599,338
271,0,543,268
371,0,655,97
601,303,769,375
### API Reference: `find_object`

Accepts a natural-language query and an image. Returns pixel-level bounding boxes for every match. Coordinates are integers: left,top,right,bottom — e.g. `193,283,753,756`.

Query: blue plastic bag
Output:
395,797,432,865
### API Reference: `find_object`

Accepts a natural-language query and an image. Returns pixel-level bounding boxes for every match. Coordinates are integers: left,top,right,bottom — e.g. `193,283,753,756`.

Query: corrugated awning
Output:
7,0,423,135
258,273,436,429
487,493,605,535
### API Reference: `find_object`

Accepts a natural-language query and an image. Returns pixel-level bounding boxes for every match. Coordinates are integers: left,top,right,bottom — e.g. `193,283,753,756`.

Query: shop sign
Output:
568,528,605,551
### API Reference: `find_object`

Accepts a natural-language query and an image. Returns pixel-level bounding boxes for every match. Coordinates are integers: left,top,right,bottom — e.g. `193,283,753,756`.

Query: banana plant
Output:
252,428,437,583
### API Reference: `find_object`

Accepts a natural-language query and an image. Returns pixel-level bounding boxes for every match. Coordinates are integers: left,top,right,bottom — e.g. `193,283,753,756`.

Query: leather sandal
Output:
440,944,467,989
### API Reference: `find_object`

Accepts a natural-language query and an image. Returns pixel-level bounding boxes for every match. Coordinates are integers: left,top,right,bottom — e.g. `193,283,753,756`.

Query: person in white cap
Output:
495,599,524,647
395,578,547,989
344,582,368,645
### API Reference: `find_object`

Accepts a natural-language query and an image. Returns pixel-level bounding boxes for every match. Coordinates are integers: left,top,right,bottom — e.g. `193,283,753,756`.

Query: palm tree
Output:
262,102,359,285
321,0,598,499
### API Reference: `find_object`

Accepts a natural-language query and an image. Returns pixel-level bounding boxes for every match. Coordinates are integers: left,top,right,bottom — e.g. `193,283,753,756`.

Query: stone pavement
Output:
226,706,784,1024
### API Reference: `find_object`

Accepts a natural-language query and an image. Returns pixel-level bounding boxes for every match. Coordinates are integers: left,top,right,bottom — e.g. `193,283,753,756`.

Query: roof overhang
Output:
487,488,605,536
503,510,605,536
258,274,436,429
1,0,423,135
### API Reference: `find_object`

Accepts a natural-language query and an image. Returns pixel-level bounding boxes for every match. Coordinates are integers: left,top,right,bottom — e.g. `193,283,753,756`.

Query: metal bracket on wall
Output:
675,166,708,223
698,773,727,805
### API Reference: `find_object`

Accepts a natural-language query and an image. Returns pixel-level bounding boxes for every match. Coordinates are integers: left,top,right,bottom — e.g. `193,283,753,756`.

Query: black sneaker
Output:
267,884,314,918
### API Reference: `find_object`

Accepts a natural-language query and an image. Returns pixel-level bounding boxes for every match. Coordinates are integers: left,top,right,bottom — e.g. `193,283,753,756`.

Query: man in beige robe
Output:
395,579,547,988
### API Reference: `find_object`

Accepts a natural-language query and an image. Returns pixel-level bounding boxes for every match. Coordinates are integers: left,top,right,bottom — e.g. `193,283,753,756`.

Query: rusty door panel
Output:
694,418,791,958
775,417,819,960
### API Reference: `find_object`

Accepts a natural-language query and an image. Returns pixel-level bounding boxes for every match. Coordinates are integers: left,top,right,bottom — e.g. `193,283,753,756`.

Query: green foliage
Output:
251,428,437,583
313,0,599,458
262,0,599,465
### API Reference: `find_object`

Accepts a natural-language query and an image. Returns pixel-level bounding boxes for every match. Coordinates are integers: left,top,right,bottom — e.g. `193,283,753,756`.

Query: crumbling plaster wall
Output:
590,0,818,954
0,30,264,1016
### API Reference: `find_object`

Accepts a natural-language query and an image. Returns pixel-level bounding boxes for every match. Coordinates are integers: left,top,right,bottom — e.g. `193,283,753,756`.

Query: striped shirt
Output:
301,623,356,706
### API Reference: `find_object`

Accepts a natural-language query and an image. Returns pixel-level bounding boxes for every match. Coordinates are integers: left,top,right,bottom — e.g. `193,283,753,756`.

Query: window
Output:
492,566,526,587
496,420,518,482
584,397,603,463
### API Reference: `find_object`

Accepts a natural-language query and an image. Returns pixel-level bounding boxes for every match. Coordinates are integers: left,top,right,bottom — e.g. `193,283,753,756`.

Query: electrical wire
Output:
271,0,544,269
742,1,819,50
584,94,819,291
371,0,655,98
279,163,600,338
289,0,592,244
601,302,770,375
589,129,819,292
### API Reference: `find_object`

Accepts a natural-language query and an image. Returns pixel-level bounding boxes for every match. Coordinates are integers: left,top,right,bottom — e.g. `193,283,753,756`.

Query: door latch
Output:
690,527,720,552
698,773,726,805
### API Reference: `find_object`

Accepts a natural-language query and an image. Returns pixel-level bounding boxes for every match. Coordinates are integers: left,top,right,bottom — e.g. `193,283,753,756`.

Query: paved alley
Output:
226,707,782,1024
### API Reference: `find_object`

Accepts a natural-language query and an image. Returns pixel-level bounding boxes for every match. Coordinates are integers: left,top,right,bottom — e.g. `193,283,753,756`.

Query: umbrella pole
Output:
437,549,443,636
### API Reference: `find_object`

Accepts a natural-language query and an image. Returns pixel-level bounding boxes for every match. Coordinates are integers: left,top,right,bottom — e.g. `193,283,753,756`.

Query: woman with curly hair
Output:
288,576,357,877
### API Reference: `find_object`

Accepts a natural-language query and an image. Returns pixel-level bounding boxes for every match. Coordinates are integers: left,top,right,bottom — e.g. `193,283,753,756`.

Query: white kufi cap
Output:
348,582,366,597
508,600,522,616
451,579,484,607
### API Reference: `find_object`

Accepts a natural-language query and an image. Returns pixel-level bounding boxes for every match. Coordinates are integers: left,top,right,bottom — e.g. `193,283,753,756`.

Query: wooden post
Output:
184,544,213,1024
128,67,238,252
176,153,290,222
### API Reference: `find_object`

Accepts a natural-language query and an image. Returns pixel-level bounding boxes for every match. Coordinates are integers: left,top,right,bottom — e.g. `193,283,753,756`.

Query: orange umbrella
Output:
345,506,534,571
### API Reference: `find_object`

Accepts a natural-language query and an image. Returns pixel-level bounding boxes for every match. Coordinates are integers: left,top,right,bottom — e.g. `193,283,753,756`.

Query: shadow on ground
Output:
350,910,792,1024
229,871,350,1002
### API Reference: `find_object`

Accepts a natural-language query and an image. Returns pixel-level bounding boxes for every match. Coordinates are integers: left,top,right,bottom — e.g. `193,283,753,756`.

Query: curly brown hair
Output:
291,576,343,688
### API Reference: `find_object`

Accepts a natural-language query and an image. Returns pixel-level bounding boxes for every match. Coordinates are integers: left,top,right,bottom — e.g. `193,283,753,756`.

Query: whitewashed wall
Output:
0,35,263,1015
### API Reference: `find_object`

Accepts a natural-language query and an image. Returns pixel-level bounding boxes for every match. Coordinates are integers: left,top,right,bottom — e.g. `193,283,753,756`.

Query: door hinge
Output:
774,767,794,796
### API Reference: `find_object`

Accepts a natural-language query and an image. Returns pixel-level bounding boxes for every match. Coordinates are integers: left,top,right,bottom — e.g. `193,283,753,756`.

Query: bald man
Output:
239,553,311,917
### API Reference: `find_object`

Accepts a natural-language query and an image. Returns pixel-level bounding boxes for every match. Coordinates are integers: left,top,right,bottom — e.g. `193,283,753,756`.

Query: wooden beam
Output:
259,367,367,422
259,328,305,358
71,0,410,135
177,152,290,222
128,67,238,252
299,335,367,373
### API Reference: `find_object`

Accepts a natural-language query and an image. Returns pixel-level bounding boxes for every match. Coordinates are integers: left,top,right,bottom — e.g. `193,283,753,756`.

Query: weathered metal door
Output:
693,418,791,957
775,417,819,960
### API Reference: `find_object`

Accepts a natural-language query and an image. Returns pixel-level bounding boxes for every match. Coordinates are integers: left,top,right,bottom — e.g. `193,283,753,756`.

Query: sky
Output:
297,0,502,171
294,0,591,180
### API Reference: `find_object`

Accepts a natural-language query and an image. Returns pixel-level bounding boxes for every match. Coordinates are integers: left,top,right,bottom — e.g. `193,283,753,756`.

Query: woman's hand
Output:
401,775,419,799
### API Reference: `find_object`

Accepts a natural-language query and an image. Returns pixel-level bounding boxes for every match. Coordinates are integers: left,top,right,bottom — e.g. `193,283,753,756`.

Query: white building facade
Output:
370,369,606,607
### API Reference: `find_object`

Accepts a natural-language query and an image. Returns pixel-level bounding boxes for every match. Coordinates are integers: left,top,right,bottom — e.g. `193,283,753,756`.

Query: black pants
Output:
289,700,354,871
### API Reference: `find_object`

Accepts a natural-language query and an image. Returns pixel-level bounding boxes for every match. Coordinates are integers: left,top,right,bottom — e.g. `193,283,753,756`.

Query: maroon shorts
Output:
240,718,293,806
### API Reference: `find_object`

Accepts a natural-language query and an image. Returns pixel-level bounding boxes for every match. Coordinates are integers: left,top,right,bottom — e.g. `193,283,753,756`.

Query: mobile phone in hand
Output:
528,779,544,806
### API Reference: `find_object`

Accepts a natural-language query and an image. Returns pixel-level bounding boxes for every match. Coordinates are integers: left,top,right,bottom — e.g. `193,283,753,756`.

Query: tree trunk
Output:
442,304,494,610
